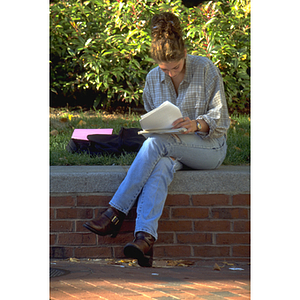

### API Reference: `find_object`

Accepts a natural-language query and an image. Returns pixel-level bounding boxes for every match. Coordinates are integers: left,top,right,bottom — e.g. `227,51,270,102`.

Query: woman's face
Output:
158,58,186,79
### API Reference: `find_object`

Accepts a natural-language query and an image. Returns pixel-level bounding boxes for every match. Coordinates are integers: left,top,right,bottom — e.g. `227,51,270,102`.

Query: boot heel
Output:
138,247,153,267
110,227,120,238
123,231,155,267
110,215,122,238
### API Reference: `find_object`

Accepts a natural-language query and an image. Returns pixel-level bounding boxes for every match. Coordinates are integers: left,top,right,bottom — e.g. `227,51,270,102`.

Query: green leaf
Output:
131,59,141,69
78,36,85,44
67,47,75,56
126,29,139,40
237,71,249,80
101,51,114,56
204,17,216,28
85,38,92,46
231,57,239,69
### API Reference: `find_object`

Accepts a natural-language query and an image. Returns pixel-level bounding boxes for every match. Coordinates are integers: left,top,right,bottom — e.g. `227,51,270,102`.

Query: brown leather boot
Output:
83,206,125,238
123,231,155,267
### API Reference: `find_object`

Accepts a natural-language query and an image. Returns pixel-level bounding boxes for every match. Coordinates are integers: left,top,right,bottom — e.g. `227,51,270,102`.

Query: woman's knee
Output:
142,135,169,153
156,156,183,173
155,156,173,169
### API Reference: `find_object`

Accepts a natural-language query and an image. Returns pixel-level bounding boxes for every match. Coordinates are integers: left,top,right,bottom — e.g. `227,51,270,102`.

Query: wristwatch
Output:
196,120,202,131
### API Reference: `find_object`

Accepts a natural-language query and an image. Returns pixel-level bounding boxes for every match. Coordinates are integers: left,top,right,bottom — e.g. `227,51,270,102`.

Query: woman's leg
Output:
109,133,226,237
123,157,178,267
132,134,227,240
168,133,227,170
109,134,177,215
134,156,177,240
121,133,226,266
84,134,178,238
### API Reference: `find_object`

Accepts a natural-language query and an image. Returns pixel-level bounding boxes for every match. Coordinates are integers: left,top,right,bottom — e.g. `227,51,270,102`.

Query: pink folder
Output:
71,129,113,141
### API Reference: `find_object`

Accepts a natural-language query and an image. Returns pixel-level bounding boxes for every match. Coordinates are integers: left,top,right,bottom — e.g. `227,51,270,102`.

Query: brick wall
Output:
50,193,250,261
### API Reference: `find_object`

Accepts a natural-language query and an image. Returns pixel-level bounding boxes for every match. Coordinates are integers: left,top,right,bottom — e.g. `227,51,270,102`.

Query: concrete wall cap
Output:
50,165,250,194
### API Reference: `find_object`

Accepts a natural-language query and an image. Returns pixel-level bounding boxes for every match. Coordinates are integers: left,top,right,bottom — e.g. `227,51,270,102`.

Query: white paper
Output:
139,101,182,131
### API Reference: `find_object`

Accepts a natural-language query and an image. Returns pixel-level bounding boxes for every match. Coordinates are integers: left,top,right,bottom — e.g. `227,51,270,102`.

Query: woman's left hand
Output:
172,117,197,134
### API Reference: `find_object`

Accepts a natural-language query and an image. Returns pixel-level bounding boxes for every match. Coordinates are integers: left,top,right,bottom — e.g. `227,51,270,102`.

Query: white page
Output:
139,101,182,130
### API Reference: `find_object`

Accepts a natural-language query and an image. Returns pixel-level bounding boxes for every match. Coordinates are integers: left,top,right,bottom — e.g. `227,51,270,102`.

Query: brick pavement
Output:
50,259,250,299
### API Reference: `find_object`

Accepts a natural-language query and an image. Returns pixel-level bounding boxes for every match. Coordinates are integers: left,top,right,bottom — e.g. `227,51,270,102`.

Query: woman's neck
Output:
171,59,186,95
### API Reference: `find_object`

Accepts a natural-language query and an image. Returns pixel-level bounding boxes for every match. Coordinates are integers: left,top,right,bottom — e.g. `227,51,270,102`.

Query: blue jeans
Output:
109,133,227,240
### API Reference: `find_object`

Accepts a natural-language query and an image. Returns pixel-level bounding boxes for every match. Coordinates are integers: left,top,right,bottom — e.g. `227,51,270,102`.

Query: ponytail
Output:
150,12,185,63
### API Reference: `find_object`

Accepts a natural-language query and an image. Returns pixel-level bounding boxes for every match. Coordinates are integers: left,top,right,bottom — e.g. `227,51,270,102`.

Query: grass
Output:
223,114,250,165
50,108,250,166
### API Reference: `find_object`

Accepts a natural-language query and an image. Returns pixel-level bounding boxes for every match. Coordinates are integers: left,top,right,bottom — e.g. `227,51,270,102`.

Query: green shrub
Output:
183,0,251,113
50,0,250,113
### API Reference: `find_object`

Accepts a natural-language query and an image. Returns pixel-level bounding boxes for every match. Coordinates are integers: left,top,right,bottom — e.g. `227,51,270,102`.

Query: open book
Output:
138,101,187,136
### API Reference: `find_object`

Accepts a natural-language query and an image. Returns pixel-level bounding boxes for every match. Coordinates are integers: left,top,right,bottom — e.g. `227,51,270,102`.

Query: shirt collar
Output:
159,54,192,84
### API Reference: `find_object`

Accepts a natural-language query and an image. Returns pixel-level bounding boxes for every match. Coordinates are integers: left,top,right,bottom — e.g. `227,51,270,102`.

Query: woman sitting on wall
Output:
84,11,230,267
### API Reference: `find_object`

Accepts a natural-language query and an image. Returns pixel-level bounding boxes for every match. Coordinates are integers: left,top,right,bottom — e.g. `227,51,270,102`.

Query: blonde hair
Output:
150,12,185,63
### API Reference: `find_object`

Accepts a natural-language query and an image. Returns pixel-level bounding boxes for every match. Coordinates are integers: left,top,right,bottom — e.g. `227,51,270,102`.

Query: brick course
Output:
50,193,250,261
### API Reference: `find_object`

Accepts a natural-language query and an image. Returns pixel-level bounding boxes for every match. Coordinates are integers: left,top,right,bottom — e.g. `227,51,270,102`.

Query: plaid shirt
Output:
143,54,230,139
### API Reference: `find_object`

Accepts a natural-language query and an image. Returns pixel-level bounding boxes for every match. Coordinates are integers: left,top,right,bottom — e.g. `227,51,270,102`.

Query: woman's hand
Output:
172,117,197,134
172,117,209,134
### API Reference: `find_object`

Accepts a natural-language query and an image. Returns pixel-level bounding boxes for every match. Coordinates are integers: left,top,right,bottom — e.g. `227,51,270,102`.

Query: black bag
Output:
66,127,146,156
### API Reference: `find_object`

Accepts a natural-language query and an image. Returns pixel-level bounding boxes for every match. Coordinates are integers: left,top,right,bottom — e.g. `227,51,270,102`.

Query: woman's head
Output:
150,12,186,64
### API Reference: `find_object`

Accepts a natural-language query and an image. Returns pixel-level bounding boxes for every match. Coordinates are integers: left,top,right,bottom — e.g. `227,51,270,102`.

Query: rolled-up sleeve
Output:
196,61,230,139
